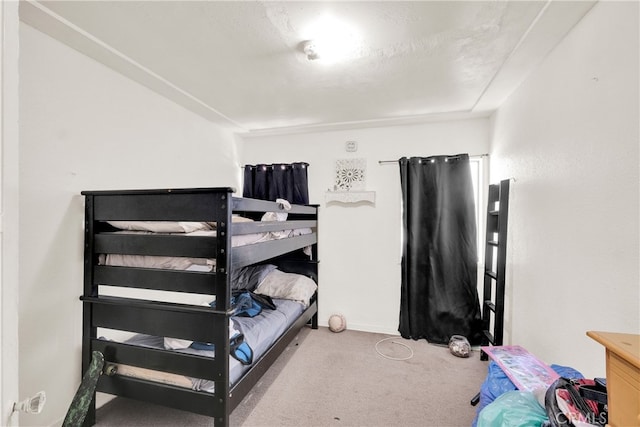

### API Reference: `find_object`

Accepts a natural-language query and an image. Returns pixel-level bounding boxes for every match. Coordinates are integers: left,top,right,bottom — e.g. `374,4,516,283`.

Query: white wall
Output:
489,1,639,378
18,23,241,427
1,1,20,426
241,119,489,334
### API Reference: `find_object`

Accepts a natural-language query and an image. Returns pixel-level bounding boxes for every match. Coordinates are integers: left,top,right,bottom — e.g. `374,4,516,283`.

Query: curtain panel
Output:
242,162,309,204
398,154,482,345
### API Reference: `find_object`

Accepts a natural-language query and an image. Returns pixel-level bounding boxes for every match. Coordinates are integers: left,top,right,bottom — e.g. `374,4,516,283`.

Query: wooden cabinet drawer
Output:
608,352,640,427
587,331,640,427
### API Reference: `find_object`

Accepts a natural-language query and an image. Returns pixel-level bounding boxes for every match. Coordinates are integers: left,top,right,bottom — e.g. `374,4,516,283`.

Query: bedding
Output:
98,228,312,271
107,221,214,233
97,266,296,308
98,252,215,271
106,214,253,233
231,264,277,291
101,267,313,351
102,227,272,247
254,269,318,308
107,298,306,392
163,317,242,351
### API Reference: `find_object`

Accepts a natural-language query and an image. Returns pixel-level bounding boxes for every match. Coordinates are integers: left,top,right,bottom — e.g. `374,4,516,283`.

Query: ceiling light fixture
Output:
301,14,360,64
302,40,319,60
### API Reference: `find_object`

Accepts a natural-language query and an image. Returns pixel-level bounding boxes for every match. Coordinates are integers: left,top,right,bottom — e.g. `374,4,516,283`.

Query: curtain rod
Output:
239,162,309,169
378,153,489,165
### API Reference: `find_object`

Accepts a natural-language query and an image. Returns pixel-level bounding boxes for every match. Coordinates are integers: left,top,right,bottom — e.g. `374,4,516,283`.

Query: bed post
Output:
81,194,97,426
311,204,319,329
217,190,233,427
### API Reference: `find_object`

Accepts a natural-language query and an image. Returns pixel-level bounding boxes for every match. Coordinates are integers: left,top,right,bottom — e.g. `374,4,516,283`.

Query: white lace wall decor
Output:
335,158,366,191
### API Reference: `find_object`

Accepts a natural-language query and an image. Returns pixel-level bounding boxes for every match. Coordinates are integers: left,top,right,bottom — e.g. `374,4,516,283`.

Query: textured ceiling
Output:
20,1,596,135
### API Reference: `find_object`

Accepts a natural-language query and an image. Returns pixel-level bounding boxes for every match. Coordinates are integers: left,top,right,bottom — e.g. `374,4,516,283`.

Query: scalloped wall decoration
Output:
335,158,366,191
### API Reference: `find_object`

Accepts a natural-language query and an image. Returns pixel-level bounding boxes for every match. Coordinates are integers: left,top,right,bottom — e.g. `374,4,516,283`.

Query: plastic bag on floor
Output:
472,362,584,427
477,391,548,427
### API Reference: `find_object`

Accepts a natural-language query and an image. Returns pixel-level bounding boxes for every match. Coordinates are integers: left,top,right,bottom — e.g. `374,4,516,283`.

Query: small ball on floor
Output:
328,314,346,332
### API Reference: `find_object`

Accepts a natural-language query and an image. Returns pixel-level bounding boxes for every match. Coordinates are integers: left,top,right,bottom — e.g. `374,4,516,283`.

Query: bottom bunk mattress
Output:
101,298,306,393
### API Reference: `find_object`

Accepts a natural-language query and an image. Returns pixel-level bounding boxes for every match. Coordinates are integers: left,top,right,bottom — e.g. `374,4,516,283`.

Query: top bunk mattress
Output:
98,218,313,272
98,223,313,272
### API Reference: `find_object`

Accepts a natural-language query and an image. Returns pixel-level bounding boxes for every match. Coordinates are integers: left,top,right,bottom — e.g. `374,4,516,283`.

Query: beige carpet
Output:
95,327,488,427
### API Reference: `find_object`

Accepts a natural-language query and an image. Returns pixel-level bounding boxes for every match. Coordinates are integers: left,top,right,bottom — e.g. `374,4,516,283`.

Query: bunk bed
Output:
80,187,319,426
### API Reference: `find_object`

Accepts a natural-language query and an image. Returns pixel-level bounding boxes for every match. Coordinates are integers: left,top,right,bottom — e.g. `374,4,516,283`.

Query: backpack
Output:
544,377,608,426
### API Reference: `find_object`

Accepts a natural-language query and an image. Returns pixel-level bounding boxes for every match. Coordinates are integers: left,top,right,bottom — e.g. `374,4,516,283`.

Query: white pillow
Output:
254,269,317,308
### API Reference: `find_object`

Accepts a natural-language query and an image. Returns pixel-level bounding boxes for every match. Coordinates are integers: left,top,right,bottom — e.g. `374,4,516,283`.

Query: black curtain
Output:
242,162,309,204
398,154,482,345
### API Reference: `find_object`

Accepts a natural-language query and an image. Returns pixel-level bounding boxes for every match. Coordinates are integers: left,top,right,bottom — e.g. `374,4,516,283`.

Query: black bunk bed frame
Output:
80,187,319,426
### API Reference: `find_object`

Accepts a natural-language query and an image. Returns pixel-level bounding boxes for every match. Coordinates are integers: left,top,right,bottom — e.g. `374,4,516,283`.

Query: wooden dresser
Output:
587,331,640,427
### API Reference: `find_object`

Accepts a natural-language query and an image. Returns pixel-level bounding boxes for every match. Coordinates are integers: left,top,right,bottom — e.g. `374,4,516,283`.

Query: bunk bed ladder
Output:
480,179,510,359
470,179,510,407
